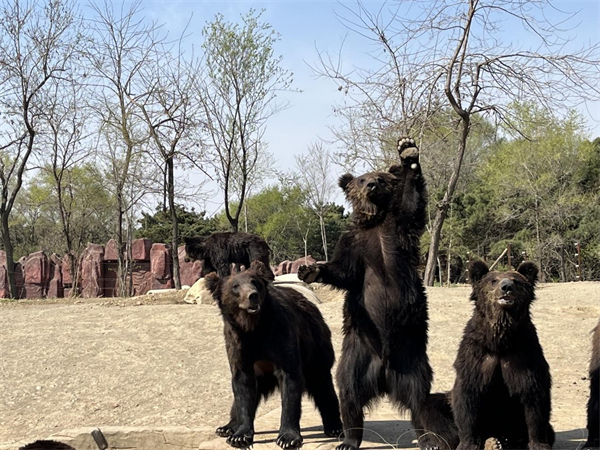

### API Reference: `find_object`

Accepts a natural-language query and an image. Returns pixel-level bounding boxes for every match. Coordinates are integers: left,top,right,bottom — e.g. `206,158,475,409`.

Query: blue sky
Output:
83,1,600,213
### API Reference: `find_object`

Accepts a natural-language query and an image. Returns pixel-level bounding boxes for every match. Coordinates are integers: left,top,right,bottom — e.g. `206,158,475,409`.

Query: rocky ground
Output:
0,282,598,450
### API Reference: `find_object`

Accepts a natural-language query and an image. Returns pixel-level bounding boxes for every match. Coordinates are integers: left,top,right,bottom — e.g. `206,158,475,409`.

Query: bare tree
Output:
0,0,82,298
87,0,161,295
133,32,206,289
316,0,599,285
40,79,92,295
294,143,337,261
197,9,293,232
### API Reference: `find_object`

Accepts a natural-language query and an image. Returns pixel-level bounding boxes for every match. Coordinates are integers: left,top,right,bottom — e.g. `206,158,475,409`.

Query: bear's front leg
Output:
227,369,258,448
276,369,304,449
216,400,238,437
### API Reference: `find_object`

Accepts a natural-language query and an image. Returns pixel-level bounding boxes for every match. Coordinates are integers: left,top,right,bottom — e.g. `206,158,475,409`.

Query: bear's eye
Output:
377,177,385,185
359,178,365,185
232,283,240,293
491,279,498,286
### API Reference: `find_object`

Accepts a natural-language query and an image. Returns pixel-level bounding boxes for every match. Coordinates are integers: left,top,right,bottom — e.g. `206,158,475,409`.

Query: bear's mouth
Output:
247,305,260,314
497,295,514,306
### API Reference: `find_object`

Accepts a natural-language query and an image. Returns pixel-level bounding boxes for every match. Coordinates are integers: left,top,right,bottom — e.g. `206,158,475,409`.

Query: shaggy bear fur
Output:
419,261,555,450
298,137,431,450
584,318,600,449
19,441,76,450
184,232,274,280
205,260,343,449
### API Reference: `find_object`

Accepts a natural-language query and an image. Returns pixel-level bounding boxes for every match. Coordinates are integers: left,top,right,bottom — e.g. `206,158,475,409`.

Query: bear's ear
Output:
468,260,489,284
338,173,354,191
517,261,539,285
249,260,269,279
204,272,220,295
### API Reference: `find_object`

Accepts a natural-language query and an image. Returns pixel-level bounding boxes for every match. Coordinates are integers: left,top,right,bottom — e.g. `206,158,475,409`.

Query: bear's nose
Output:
367,181,377,190
499,278,514,293
248,292,259,304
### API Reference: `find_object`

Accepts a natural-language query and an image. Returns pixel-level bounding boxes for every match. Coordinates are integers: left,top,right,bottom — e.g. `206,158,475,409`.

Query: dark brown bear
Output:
184,232,274,280
298,137,431,450
419,261,555,450
584,318,600,449
205,260,343,449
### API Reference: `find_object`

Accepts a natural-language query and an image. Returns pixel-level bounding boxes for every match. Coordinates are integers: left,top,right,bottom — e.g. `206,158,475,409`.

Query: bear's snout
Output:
499,278,514,293
496,278,515,306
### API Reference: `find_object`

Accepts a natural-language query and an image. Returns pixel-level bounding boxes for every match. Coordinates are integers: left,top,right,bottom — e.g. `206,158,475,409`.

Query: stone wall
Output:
0,239,204,299
0,244,320,299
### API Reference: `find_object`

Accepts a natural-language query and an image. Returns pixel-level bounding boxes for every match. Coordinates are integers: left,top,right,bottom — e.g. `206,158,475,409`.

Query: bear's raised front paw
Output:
484,437,503,450
397,136,419,162
298,264,321,284
226,430,253,448
276,429,303,449
216,424,235,437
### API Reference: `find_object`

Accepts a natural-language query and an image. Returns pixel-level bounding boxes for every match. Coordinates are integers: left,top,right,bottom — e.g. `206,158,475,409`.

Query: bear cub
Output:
185,232,274,280
205,260,343,449
419,260,555,450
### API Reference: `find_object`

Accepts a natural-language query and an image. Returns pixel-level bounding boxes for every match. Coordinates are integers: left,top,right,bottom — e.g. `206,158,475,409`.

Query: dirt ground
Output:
0,282,598,449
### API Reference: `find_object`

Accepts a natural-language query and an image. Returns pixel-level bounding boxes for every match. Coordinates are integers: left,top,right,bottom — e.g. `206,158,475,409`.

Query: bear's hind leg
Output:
306,369,343,438
336,335,383,450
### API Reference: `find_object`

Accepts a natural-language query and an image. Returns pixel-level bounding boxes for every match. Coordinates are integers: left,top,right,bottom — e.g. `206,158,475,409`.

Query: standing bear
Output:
299,137,432,450
205,260,343,449
419,260,555,450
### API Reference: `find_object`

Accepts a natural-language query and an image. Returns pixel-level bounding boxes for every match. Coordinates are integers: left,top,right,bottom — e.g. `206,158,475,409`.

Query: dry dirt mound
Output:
0,282,598,450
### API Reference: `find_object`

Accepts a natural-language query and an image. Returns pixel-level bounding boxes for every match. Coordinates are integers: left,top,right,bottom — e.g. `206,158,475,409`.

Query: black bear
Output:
205,260,343,449
419,261,555,450
19,441,76,450
184,232,274,280
584,318,600,449
298,137,432,450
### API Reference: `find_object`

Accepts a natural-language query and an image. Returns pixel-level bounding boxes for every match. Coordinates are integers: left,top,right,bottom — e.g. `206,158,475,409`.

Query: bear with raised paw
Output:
299,137,432,450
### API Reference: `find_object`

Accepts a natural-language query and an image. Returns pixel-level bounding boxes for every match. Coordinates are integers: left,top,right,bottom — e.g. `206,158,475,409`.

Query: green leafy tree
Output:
198,9,293,232
136,205,218,246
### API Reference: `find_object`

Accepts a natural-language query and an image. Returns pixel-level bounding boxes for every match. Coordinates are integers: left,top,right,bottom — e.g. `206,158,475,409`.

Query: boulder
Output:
290,255,317,274
131,239,152,261
104,239,123,261
24,251,50,298
80,244,104,298
47,254,64,298
0,250,8,298
184,278,215,305
178,245,203,286
15,257,26,298
150,243,172,290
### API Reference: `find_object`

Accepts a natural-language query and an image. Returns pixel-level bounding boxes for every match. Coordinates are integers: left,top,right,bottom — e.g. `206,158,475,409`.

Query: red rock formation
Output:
178,245,203,287
132,239,152,261
47,254,64,298
24,251,50,298
80,244,104,298
150,243,172,290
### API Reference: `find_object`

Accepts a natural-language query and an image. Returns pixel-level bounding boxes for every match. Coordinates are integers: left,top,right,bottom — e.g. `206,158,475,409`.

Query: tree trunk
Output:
1,214,18,299
167,157,181,289
424,117,470,286
534,203,545,282
319,213,328,261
